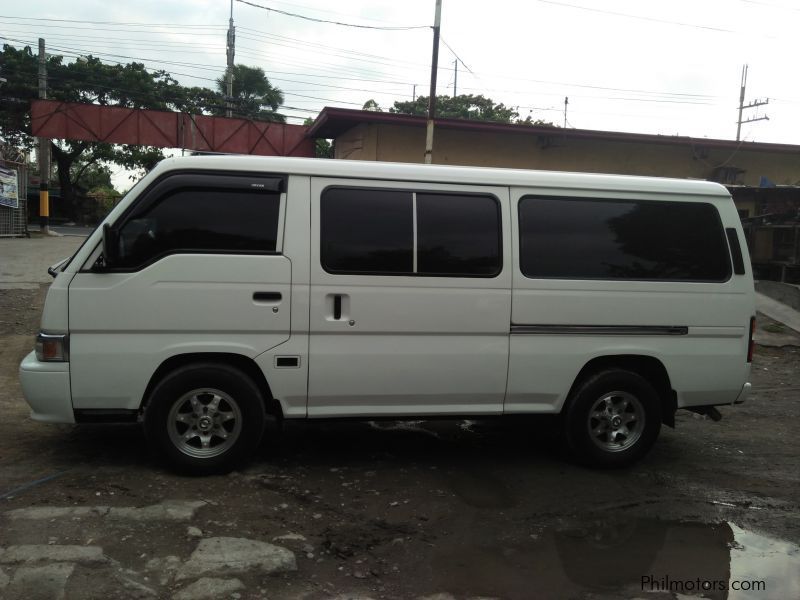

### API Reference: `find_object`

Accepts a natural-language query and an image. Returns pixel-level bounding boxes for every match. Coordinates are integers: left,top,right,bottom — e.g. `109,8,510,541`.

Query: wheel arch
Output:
566,354,677,428
140,352,283,419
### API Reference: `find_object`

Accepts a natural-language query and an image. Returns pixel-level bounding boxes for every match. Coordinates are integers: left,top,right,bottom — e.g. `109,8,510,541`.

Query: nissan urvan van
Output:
20,156,755,473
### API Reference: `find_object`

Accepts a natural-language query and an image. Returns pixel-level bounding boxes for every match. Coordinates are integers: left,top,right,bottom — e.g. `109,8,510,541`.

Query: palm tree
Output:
216,65,285,122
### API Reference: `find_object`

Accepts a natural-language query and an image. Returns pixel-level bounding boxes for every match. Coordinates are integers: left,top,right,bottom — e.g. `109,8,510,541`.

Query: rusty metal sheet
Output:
31,100,315,157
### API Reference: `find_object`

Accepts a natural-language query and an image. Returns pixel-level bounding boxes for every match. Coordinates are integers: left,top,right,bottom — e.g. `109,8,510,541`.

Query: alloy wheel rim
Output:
587,391,644,453
167,388,242,458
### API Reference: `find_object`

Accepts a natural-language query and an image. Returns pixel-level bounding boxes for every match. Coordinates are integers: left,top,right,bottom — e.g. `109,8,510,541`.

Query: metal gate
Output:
0,160,28,237
0,160,29,237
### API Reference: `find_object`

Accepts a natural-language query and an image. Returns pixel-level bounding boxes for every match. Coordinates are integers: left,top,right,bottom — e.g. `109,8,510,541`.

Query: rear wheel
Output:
144,363,266,474
564,369,661,467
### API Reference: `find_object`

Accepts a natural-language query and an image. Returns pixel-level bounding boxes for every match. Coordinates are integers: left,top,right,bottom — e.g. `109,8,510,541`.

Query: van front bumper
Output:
19,351,74,423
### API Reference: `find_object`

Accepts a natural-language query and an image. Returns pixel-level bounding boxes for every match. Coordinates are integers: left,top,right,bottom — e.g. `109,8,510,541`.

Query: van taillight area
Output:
748,317,756,363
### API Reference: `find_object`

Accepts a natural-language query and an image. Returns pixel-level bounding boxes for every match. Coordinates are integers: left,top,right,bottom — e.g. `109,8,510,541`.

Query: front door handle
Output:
253,291,282,302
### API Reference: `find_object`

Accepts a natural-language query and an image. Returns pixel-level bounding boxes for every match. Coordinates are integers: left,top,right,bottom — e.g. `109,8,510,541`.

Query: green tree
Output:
49,55,200,219
0,44,218,219
303,118,333,158
0,44,49,150
216,65,285,122
362,99,382,112
71,159,121,223
518,115,557,127
391,94,520,123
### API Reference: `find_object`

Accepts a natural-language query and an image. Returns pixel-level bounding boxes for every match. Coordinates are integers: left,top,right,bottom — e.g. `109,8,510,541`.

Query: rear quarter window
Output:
518,196,731,281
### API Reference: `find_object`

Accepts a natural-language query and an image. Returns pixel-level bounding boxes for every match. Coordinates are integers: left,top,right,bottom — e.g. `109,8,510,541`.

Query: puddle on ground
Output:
727,523,800,599
428,518,800,599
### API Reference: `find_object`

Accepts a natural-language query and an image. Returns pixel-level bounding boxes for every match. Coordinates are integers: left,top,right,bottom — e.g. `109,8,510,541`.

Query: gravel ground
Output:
0,279,798,599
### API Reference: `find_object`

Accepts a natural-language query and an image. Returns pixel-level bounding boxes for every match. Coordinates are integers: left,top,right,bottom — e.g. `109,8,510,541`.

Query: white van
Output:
20,156,755,473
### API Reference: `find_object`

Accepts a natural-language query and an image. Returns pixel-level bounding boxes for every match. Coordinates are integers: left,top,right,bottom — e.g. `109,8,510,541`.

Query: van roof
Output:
156,155,730,198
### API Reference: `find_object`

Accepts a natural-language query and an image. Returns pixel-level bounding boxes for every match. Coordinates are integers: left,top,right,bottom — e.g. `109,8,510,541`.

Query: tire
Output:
144,363,266,475
555,518,667,588
564,369,661,468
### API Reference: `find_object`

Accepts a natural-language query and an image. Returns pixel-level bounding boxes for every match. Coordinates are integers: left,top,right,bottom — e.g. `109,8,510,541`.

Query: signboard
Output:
0,166,19,209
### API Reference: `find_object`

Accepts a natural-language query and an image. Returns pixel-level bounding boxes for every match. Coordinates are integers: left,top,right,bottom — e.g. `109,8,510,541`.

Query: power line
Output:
8,27,697,107
3,34,417,94
237,29,430,69
1,36,226,73
0,14,225,28
439,36,473,74
1,26,428,92
39,72,309,122
3,37,371,117
267,76,410,97
3,26,421,85
534,0,737,33
0,21,224,36
236,26,724,101
5,34,730,111
5,19,718,104
6,35,727,112
6,24,716,106
6,24,725,103
284,92,362,106
235,47,419,83
251,0,418,27
2,36,223,81
1,29,410,85
235,37,724,104
234,0,429,30
0,29,223,52
737,0,800,11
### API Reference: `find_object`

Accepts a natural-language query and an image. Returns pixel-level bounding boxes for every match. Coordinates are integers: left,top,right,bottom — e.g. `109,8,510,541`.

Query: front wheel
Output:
144,363,266,475
564,369,661,467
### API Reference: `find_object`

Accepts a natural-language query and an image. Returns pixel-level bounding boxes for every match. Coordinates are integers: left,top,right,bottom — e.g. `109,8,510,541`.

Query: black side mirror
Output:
102,223,120,267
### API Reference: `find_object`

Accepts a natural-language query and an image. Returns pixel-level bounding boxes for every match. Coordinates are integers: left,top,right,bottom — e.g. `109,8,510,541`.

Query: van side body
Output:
19,156,755,471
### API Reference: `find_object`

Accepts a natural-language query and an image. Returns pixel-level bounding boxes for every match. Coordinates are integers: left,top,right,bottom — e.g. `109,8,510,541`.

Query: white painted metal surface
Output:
18,155,754,425
306,178,512,416
68,254,291,410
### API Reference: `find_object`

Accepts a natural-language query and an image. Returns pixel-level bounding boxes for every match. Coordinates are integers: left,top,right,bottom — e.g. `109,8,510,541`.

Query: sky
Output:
1,0,798,187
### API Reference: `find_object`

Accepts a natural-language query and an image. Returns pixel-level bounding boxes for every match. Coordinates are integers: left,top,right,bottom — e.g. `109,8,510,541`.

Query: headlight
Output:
35,333,69,362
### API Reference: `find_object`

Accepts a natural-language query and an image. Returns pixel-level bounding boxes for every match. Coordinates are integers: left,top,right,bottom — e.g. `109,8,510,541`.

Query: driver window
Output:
115,186,281,270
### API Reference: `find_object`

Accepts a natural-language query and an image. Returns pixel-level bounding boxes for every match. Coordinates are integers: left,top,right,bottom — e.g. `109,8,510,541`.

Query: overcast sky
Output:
2,1,798,185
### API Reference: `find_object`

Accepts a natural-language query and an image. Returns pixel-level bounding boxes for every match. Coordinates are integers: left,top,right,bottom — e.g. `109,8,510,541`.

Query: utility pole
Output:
424,0,442,165
225,0,235,118
564,96,568,128
38,38,50,235
413,84,417,102
453,58,458,97
736,64,769,141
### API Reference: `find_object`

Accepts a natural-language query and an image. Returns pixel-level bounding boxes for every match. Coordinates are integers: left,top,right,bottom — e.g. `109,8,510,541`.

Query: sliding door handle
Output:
333,294,342,320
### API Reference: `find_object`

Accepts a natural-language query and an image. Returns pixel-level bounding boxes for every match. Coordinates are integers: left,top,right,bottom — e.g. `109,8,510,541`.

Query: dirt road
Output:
0,269,798,598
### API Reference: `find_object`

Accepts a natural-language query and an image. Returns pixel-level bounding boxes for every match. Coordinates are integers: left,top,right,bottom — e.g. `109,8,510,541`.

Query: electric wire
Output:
439,37,473,74
2,23,726,103
233,0,429,30
535,0,737,34
0,14,224,28
3,34,733,114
